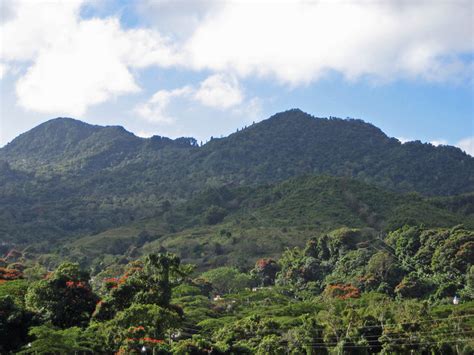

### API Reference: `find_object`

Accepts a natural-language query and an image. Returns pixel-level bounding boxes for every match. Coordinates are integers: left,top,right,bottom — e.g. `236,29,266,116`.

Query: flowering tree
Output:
93,253,186,321
0,267,23,282
99,304,177,353
25,262,98,328
251,258,280,286
323,284,360,300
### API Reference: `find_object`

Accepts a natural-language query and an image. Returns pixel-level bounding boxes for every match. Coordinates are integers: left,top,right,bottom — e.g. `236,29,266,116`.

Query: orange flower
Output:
324,284,360,299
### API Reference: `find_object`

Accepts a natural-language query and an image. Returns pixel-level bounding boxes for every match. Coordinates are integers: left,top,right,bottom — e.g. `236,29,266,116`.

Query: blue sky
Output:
1,0,473,154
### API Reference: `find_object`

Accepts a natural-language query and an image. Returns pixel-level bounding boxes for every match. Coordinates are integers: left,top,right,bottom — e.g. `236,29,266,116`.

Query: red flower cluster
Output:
256,258,273,269
324,284,361,300
65,280,87,288
118,275,129,284
0,267,23,280
104,277,119,283
103,274,132,290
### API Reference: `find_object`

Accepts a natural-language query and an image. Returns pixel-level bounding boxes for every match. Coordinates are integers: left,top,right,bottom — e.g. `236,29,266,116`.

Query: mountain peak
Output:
0,118,140,168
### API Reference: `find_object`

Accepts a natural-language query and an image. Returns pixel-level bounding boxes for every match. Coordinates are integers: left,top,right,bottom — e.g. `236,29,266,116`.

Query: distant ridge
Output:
1,109,473,244
1,109,472,194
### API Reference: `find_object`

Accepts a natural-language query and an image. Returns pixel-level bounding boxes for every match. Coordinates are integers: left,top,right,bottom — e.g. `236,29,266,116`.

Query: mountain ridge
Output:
1,109,473,246
1,109,472,195
3,109,471,162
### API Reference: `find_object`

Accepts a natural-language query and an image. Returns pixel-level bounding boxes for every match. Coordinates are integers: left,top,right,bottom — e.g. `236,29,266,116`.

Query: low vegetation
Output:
1,225,473,354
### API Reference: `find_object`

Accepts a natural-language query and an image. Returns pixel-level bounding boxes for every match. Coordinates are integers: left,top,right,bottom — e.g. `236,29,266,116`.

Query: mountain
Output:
0,117,197,173
0,109,473,246
197,110,473,195
61,175,474,269
2,110,472,192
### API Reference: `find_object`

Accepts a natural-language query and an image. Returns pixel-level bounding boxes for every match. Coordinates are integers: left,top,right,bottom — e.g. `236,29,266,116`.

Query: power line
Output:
280,329,474,342
283,337,474,348
368,239,418,273
279,329,474,343
177,314,474,333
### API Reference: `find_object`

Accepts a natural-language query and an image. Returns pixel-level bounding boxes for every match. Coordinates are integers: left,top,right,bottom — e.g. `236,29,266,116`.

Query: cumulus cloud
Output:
194,74,243,109
1,0,82,62
135,130,157,138
183,0,473,84
0,63,7,79
136,74,252,123
430,139,449,147
456,137,474,156
1,0,473,116
15,18,142,116
135,86,192,124
136,0,221,39
1,0,178,116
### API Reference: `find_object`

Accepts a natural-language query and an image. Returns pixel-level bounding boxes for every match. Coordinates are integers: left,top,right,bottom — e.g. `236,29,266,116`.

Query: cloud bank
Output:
457,137,474,156
135,73,254,124
1,0,177,115
0,0,472,116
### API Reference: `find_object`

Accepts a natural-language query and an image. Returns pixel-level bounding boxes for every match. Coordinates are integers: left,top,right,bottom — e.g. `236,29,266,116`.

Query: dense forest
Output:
1,225,473,353
1,110,473,246
0,110,473,353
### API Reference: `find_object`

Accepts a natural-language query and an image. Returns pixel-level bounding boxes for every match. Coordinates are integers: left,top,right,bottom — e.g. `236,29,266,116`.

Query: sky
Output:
0,0,473,155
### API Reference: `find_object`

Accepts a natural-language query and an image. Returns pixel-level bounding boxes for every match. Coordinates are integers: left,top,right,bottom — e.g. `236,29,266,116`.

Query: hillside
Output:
1,111,474,354
44,175,473,271
1,110,473,246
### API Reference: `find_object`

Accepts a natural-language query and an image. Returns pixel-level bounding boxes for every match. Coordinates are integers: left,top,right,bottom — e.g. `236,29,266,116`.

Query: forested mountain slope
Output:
1,109,473,246
40,175,474,270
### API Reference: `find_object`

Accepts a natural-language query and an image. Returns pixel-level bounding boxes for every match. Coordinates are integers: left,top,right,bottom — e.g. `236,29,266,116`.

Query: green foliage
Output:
171,335,220,354
201,267,253,294
213,315,281,352
0,296,34,353
2,110,473,247
93,253,186,321
95,303,180,351
25,262,98,328
3,242,474,354
18,325,93,354
1,110,473,353
203,205,227,225
251,258,280,286
0,279,29,306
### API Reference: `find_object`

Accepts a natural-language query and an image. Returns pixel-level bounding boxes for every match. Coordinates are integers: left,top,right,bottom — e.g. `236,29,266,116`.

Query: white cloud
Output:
231,97,263,120
183,0,473,84
135,86,192,124
397,137,411,144
0,63,7,79
15,18,143,116
2,0,178,116
1,0,83,62
456,137,474,156
136,74,253,123
134,130,156,138
136,0,221,39
1,0,473,117
430,139,449,147
194,74,243,109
